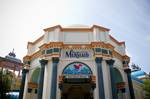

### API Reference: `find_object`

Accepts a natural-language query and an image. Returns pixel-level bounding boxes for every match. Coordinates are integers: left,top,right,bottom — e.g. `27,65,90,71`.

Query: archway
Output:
30,68,40,83
112,68,125,99
59,62,95,99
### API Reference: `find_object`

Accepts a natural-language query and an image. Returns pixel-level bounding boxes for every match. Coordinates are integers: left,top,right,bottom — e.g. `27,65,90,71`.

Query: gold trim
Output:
28,82,38,88
63,44,91,49
43,25,61,32
116,82,126,89
23,55,31,62
24,42,129,62
113,50,123,61
39,42,63,50
92,25,110,31
122,55,130,61
91,42,114,50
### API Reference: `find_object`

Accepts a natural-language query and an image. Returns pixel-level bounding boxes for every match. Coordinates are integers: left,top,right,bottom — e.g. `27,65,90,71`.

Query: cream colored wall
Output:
42,60,53,99
27,39,44,55
92,27,109,42
102,60,112,99
27,26,126,57
108,38,125,55
63,32,92,44
113,57,123,68
23,72,29,99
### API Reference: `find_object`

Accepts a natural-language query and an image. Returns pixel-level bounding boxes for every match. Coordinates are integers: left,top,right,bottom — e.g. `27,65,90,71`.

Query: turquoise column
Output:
50,57,59,99
106,59,118,99
19,69,29,99
95,57,105,99
124,68,135,99
37,59,48,99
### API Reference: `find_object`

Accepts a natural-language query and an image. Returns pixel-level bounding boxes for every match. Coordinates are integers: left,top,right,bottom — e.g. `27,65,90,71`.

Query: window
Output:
46,49,52,54
53,48,59,53
95,48,101,53
102,49,108,54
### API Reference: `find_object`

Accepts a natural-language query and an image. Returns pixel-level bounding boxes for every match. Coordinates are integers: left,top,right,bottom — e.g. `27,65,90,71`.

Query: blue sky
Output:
0,0,150,72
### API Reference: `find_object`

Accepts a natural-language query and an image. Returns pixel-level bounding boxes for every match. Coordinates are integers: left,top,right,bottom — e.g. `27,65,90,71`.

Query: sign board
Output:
61,49,93,59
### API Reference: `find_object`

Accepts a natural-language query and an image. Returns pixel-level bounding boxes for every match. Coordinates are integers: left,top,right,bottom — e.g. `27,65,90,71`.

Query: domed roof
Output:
5,49,22,63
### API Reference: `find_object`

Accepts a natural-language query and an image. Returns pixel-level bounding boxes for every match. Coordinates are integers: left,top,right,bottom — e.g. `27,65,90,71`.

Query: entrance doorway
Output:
61,84,93,99
60,62,95,99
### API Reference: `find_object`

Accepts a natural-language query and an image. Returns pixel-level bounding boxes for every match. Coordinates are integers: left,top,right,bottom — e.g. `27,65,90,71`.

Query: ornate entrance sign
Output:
60,62,95,99
63,62,92,78
61,49,93,59
65,50,89,58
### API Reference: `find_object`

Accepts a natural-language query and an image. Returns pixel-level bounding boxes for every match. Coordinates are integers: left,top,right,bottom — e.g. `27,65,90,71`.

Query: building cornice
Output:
28,25,125,48
109,35,125,46
23,42,129,62
27,35,44,49
43,24,110,32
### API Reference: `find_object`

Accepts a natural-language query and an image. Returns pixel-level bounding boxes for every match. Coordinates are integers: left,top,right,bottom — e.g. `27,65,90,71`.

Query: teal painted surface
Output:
113,68,123,83
63,62,92,75
31,68,40,83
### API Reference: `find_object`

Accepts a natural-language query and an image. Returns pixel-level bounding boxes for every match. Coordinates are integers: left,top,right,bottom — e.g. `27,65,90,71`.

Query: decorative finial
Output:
8,48,16,57
12,48,14,53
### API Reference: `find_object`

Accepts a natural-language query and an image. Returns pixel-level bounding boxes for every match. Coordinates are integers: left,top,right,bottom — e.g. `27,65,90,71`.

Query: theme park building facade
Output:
22,25,134,99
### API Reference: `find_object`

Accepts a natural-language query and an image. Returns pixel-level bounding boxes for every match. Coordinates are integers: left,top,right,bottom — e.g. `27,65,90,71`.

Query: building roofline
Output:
43,24,110,32
28,25,125,48
109,35,125,46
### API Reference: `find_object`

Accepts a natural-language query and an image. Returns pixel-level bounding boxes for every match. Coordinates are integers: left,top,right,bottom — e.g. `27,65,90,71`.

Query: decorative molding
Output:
43,25,61,32
122,55,130,62
43,25,110,32
113,51,123,61
27,35,44,49
23,55,31,63
24,43,129,63
116,82,126,89
63,44,92,49
109,35,125,46
39,42,63,50
28,82,38,89
91,42,114,50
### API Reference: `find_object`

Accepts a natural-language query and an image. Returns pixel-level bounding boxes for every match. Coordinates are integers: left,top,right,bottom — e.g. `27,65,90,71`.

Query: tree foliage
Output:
143,79,150,99
0,69,13,99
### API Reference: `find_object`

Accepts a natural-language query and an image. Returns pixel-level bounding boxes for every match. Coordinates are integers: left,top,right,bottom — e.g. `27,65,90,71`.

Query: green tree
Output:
143,79,150,99
0,69,13,99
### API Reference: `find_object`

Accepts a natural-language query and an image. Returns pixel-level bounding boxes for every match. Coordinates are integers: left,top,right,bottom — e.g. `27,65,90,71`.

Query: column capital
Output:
124,68,131,74
106,59,115,66
22,69,29,74
39,59,48,66
52,57,59,63
95,57,103,63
